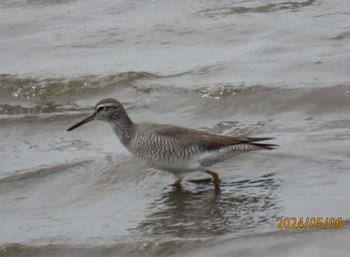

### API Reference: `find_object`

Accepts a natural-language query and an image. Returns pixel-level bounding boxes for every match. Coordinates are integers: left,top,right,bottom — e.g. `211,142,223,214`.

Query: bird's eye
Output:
97,106,104,112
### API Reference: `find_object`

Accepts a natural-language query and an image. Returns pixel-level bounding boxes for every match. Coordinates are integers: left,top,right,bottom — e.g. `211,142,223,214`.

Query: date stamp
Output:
277,217,343,229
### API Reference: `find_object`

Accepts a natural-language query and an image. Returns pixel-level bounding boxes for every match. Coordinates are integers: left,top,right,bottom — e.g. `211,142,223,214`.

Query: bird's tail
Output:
247,137,278,150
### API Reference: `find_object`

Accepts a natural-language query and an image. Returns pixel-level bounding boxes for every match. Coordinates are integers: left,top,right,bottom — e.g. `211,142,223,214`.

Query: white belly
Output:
147,147,244,172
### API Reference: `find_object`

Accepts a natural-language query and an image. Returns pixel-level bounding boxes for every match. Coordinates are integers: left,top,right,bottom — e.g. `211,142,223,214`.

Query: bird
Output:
67,98,276,189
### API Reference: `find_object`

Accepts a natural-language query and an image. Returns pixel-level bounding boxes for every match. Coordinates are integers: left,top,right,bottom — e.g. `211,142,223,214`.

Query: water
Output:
1,0,350,256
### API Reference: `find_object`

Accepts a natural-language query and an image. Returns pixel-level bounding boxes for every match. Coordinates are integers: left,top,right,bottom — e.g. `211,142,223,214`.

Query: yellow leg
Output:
205,169,221,189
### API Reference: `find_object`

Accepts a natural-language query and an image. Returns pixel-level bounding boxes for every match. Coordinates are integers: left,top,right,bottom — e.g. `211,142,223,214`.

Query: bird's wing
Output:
151,124,276,151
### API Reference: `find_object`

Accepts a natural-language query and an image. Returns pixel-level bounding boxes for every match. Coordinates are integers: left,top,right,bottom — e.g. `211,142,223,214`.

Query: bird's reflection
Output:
132,173,280,237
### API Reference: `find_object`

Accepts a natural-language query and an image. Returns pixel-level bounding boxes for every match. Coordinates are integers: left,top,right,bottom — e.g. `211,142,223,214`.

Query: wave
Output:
199,0,317,18
0,159,93,183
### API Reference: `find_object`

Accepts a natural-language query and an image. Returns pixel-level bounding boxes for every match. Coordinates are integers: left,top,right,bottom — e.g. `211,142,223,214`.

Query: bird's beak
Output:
67,113,95,131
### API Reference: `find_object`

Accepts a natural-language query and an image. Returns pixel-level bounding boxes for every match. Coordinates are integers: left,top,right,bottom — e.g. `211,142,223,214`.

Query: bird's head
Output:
67,98,128,131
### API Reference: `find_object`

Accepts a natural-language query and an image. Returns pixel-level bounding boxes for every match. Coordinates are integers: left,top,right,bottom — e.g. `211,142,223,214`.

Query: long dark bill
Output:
67,113,95,131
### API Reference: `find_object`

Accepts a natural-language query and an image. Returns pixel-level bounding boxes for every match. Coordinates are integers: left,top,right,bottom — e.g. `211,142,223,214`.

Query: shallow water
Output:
1,0,350,256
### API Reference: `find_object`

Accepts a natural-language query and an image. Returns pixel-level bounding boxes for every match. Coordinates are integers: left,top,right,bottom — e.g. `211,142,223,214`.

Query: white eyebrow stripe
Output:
96,103,116,109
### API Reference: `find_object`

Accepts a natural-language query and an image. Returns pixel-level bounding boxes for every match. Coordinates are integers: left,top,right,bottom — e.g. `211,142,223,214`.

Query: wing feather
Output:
149,124,276,151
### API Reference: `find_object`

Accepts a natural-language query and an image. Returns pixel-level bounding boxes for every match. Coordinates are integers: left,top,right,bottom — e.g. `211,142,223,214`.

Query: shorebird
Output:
67,98,276,189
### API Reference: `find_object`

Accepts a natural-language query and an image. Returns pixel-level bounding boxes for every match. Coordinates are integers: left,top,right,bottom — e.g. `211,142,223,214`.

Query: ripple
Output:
199,0,317,18
131,174,280,238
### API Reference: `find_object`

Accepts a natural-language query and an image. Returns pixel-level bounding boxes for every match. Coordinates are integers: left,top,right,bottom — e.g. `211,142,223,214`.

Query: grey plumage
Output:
67,98,277,187
127,123,275,162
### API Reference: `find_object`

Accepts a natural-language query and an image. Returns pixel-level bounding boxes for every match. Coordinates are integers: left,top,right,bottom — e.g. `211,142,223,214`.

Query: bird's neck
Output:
108,113,135,147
